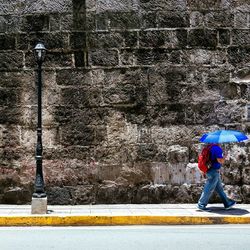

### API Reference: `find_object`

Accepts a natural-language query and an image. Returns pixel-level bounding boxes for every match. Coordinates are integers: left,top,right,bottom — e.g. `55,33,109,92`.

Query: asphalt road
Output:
1,225,250,250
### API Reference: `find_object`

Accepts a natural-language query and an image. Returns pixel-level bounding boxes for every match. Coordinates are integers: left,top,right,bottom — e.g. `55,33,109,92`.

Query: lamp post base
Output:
31,197,47,214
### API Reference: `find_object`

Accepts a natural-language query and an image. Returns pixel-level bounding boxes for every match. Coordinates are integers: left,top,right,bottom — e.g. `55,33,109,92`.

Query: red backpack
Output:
198,144,216,173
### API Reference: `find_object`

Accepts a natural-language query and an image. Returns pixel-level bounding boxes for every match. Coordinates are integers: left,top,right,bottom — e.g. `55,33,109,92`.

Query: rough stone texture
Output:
0,0,249,205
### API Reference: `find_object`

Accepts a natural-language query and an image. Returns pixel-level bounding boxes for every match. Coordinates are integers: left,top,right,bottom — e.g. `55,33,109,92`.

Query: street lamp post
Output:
32,42,47,210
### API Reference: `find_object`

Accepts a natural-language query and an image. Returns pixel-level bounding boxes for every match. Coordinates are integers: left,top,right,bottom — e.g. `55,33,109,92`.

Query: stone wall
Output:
0,0,250,204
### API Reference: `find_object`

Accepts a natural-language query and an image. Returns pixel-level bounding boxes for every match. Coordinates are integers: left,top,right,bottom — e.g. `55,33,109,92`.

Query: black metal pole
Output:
33,61,46,198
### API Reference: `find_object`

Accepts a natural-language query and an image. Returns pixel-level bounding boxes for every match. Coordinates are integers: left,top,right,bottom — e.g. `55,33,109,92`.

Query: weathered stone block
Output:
242,167,250,184
189,49,227,65
22,0,73,14
0,126,21,148
74,51,86,67
0,88,19,106
70,32,86,49
139,30,166,48
98,164,122,181
60,14,73,31
232,67,250,82
0,52,23,70
151,125,199,146
141,12,157,29
94,144,137,165
97,0,139,13
56,69,93,86
87,32,124,48
186,66,231,88
89,49,119,66
107,11,141,30
242,185,250,203
21,14,49,32
73,12,87,31
60,88,103,107
3,187,31,205
47,187,72,205
55,107,107,127
185,163,203,184
158,11,190,28
61,125,96,146
21,32,69,50
70,185,95,204
221,82,239,100
0,71,33,88
16,33,30,50
49,14,61,31
218,29,230,46
136,144,158,161
215,101,245,124
134,49,157,65
122,31,138,47
204,11,233,27
86,12,96,31
224,185,243,202
167,145,189,164
120,49,134,65
137,126,152,143
133,48,180,65
139,30,187,49
151,162,170,184
105,112,138,146
140,0,187,11
103,84,136,106
222,163,242,185
187,0,222,10
190,11,204,27
234,11,248,28
234,2,250,12
188,29,217,48
44,52,74,68
232,30,250,46
96,183,133,204
148,104,186,126
188,104,217,125
0,107,21,125
228,47,250,65
147,66,186,104
96,13,107,30
0,34,15,50
0,16,6,32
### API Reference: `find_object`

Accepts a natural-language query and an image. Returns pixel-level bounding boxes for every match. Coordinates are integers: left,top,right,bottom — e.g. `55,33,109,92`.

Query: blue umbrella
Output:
200,130,248,143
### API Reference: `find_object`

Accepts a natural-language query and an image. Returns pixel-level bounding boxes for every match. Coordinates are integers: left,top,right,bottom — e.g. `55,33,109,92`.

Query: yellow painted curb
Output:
0,215,250,226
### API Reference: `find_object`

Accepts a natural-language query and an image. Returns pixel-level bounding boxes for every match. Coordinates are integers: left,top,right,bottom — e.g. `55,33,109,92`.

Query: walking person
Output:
197,143,236,211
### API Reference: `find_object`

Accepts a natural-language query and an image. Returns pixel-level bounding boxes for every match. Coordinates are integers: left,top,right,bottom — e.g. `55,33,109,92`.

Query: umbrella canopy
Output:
200,130,248,144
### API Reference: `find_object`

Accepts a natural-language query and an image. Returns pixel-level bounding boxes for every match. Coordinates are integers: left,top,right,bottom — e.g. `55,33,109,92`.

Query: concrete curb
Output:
1,215,250,226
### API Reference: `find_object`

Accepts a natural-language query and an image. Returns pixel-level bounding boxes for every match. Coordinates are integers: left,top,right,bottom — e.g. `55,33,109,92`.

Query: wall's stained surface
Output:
0,0,250,204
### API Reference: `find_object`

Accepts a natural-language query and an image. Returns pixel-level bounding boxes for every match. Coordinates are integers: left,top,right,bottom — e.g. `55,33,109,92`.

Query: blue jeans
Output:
198,169,231,208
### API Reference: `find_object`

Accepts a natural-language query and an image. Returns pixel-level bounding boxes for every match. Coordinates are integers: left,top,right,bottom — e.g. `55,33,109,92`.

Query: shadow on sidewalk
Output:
207,207,249,216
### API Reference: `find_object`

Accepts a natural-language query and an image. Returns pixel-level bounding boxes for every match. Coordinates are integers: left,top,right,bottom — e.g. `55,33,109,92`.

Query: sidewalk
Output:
0,204,250,226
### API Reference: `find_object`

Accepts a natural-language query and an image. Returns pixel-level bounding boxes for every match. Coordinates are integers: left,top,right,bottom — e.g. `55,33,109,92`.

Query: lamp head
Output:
34,42,46,63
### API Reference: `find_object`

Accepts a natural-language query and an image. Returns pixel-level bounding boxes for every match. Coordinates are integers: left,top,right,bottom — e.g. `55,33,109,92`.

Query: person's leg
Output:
198,170,218,208
215,174,235,208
